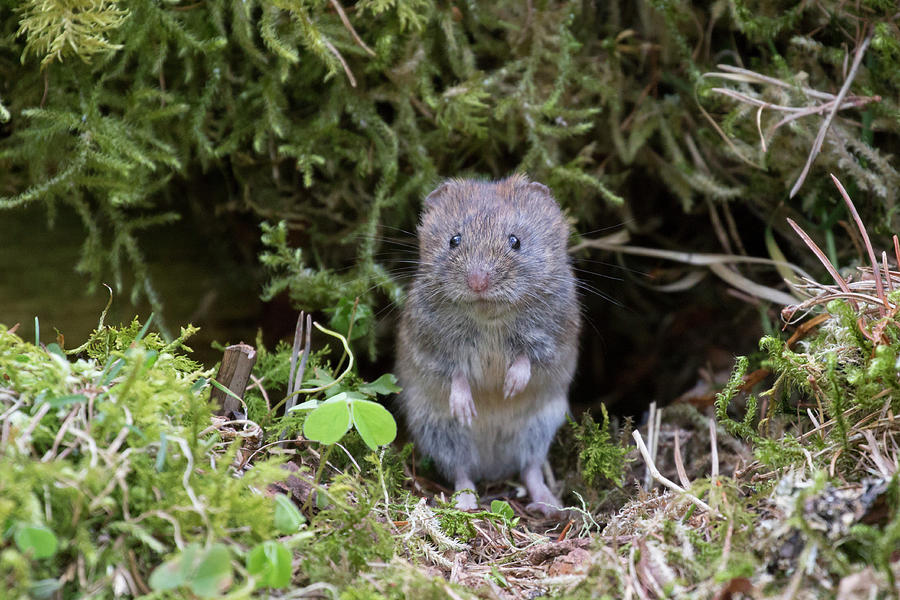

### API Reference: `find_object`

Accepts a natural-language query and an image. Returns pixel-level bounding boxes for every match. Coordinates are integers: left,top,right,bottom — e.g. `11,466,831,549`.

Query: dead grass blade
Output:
789,33,873,197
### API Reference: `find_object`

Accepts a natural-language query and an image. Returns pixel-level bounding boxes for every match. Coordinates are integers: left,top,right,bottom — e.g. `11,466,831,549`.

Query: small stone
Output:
548,548,591,577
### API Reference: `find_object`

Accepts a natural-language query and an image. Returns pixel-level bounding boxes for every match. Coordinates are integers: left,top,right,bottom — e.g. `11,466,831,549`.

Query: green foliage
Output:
246,540,293,589
274,493,306,534
299,392,398,451
148,543,233,597
0,320,288,597
11,525,58,559
715,355,759,441
3,0,649,325
489,500,519,529
245,313,400,454
17,0,129,67
571,404,629,488
301,475,395,586
0,311,415,596
259,220,361,310
717,295,900,477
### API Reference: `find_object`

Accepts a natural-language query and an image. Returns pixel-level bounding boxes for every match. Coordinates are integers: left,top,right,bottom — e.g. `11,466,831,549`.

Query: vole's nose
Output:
467,268,490,293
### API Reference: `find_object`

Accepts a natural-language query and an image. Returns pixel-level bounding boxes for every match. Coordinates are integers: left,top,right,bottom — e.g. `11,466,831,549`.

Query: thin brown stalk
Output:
789,33,873,197
786,217,857,311
893,236,900,272
831,173,886,314
323,38,357,88
883,252,893,292
329,0,376,56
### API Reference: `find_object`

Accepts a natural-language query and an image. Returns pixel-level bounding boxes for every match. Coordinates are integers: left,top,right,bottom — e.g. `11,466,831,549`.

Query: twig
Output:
632,430,720,517
323,38,357,88
883,252,893,293
643,402,656,490
673,431,690,489
285,312,311,413
893,236,900,273
329,0,376,56
708,418,719,480
768,95,877,137
789,32,872,197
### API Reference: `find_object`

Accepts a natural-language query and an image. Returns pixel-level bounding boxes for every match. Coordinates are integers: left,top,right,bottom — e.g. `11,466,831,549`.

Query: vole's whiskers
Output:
572,266,624,281
575,219,632,237
574,280,622,307
572,257,648,277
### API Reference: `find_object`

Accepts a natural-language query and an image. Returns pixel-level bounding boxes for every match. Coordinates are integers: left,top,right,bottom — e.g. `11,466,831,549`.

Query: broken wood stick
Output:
211,343,257,416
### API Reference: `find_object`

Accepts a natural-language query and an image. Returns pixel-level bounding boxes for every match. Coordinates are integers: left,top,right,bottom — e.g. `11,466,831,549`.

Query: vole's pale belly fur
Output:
400,320,572,481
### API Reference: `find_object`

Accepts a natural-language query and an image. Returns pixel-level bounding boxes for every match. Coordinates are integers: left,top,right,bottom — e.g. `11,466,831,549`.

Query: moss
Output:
571,404,630,488
0,320,288,597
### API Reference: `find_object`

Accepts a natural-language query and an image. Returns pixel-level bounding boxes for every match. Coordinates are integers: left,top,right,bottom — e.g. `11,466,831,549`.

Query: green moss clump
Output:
572,404,629,488
0,321,288,597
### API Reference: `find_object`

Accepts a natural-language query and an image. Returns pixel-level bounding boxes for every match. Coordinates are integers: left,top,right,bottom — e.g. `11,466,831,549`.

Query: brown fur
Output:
396,175,581,513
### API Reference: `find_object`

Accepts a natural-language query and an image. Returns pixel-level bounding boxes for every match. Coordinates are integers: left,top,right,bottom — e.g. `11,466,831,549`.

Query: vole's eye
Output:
508,234,521,250
449,234,461,248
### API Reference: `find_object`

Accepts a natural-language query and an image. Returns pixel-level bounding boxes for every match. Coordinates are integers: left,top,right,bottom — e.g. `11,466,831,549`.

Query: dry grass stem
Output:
789,34,873,197
632,430,720,517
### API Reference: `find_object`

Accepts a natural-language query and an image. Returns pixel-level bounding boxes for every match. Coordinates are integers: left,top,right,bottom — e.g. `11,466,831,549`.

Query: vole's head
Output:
417,174,571,314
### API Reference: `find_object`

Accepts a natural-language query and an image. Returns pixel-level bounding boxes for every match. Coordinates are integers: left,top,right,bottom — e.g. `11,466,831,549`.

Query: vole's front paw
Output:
504,355,531,399
450,375,476,426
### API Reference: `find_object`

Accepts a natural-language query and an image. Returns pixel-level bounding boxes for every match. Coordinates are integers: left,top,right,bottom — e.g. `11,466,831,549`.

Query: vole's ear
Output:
424,180,455,207
506,173,553,198
525,181,552,196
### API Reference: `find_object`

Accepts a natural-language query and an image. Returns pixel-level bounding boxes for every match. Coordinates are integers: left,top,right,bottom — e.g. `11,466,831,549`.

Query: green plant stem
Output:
304,444,335,513
333,296,359,377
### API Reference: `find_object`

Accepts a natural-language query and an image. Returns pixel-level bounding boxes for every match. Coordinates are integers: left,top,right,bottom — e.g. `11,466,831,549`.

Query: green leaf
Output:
350,399,397,450
45,343,65,359
13,525,58,559
358,373,402,396
148,544,232,596
190,377,208,393
288,398,319,412
246,541,292,588
189,545,233,597
273,493,305,534
490,500,514,521
148,545,193,591
303,397,351,444
326,297,373,340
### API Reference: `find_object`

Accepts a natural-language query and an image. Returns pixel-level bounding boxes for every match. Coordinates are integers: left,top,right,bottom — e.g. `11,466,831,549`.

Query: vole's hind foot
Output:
454,473,478,510
503,354,531,399
454,491,478,511
522,462,563,517
525,499,564,518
